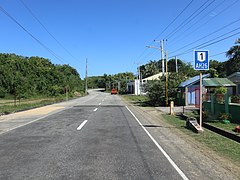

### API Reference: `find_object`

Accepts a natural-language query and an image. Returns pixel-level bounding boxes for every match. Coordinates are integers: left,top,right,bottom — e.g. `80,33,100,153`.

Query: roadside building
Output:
127,72,164,95
178,74,210,106
227,72,240,95
203,78,236,95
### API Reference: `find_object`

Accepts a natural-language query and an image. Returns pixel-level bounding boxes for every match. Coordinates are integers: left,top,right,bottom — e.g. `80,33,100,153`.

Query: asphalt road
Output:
0,90,188,180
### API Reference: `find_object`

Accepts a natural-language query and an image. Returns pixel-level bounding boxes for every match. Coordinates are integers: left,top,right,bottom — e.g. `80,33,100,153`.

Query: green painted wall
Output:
203,102,240,123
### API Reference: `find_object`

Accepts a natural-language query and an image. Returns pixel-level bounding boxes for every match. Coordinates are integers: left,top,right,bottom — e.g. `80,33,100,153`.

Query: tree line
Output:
86,72,135,94
0,53,83,100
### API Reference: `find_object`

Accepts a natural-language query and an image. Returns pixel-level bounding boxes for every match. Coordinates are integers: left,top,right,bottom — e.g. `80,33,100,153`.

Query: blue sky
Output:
0,0,240,77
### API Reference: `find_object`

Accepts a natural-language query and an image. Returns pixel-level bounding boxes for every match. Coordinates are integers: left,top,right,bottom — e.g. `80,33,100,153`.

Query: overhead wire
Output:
144,0,240,63
165,0,215,40
136,0,215,63
168,0,238,49
170,17,240,54
135,0,195,65
153,0,195,40
210,51,226,57
169,30,240,59
0,5,66,64
19,0,80,63
168,0,227,47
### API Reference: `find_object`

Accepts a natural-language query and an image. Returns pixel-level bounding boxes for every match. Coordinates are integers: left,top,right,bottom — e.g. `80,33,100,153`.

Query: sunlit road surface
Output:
0,90,237,180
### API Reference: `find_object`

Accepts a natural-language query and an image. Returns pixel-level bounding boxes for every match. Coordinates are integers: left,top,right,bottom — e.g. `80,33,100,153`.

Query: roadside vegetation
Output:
0,53,85,114
0,96,68,115
163,115,240,165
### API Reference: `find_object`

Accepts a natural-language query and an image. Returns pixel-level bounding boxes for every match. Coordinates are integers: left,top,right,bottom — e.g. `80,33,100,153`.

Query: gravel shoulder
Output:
124,99,240,180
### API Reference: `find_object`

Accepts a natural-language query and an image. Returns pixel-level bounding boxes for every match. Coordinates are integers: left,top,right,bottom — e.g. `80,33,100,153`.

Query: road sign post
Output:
194,50,209,129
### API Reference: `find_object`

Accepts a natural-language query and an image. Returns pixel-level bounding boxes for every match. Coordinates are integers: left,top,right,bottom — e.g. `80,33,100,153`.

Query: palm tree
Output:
225,38,240,75
226,38,240,59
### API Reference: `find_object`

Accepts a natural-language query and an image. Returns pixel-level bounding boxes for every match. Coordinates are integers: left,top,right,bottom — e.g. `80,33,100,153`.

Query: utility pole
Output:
154,39,166,74
175,56,178,73
161,40,165,74
85,58,88,94
165,51,168,106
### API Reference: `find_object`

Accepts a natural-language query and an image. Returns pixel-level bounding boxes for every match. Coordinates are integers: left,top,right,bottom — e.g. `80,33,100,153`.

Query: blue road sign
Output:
194,50,209,70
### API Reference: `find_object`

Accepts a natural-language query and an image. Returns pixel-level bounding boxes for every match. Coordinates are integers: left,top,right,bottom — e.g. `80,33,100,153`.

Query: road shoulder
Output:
122,98,239,180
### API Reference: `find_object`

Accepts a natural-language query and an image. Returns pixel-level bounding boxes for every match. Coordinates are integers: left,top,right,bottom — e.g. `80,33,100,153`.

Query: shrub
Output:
218,112,232,120
231,95,240,103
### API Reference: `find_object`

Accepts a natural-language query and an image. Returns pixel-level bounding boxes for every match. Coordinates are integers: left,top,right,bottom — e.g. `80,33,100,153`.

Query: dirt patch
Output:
0,106,65,122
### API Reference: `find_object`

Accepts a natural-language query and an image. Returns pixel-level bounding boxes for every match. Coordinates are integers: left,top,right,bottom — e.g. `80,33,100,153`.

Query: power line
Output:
133,0,195,65
168,0,238,48
210,51,226,57
168,0,227,47
170,17,240,54
139,0,240,63
153,0,195,40
166,0,215,40
0,5,66,64
19,0,80,63
169,30,240,59
136,0,214,64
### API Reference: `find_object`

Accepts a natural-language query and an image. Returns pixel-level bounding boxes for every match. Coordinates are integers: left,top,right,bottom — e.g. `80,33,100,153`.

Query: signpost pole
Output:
199,73,202,128
194,50,209,130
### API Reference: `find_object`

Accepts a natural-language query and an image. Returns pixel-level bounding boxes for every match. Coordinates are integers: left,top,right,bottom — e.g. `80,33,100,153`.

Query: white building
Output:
127,73,164,95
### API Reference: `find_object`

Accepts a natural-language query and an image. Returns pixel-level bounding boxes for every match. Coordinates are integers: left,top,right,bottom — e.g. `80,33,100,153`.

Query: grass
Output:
163,114,240,165
0,97,67,115
121,95,151,107
206,121,240,135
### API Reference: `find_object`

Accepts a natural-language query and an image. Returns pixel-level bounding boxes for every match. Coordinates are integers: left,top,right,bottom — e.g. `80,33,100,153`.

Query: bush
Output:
218,112,232,121
231,95,240,103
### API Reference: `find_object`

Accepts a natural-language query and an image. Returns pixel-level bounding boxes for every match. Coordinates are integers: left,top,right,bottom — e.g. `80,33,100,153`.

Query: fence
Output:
203,94,240,123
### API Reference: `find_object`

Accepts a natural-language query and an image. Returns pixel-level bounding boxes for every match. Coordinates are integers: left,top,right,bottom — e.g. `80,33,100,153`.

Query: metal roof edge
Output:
227,72,240,79
178,73,210,88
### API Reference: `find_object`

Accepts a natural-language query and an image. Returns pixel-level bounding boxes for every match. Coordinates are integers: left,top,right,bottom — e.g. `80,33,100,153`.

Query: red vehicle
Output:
111,88,118,95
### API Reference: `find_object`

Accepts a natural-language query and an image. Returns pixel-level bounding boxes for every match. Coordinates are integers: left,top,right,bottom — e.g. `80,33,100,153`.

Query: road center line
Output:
99,103,102,105
93,108,98,112
125,106,189,180
77,120,88,130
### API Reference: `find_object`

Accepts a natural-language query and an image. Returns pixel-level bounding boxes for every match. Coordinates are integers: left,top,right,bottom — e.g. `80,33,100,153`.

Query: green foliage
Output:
85,72,135,94
231,95,240,103
140,60,161,79
214,87,227,95
218,112,232,121
145,73,187,106
0,53,83,99
140,59,197,79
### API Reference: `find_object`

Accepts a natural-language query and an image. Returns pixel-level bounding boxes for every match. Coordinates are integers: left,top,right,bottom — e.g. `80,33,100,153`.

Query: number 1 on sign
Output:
198,52,206,62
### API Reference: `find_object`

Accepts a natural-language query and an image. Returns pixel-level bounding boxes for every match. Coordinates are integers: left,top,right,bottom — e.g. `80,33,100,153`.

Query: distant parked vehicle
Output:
111,88,118,95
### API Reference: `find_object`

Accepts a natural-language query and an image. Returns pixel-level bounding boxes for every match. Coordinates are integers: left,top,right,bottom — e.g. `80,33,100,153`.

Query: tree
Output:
145,73,187,106
140,60,160,79
0,53,83,99
225,38,240,76
226,38,240,60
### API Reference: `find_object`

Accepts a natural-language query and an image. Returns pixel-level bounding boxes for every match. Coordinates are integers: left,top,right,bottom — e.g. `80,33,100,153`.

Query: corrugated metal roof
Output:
178,74,210,88
227,72,240,79
203,78,236,87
